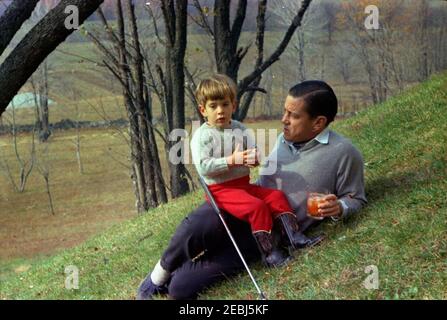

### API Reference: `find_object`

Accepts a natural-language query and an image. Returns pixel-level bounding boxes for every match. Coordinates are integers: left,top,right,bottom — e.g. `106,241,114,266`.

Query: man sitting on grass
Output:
137,80,367,300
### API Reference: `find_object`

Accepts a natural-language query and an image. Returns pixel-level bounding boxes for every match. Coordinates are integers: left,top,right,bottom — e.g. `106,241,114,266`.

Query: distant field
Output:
0,127,135,260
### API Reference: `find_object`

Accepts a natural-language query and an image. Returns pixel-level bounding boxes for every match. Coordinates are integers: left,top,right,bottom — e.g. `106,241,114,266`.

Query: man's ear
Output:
313,116,328,131
232,100,238,113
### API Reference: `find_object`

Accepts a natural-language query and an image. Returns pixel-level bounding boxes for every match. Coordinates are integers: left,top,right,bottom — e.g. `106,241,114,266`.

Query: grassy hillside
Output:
1,72,446,300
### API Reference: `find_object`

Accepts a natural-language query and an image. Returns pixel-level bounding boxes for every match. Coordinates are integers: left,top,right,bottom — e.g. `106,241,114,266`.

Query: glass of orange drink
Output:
307,192,327,220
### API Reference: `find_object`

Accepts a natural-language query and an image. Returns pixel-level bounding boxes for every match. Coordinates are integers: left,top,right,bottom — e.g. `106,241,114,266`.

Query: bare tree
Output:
87,0,169,212
0,101,36,193
320,0,339,44
269,0,317,83
334,45,352,84
30,60,52,142
414,0,430,81
191,0,313,122
36,144,55,215
431,8,447,73
70,89,83,174
0,0,105,116
159,0,190,197
339,1,406,104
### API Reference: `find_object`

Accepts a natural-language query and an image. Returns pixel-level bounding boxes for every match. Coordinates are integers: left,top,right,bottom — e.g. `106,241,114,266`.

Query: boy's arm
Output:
191,129,229,178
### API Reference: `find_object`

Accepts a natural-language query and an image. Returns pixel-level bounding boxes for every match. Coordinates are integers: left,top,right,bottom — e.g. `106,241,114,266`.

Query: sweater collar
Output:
314,127,330,145
282,127,330,152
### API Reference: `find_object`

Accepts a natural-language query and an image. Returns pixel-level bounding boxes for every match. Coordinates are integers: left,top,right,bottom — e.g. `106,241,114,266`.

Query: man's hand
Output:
244,148,260,168
318,194,342,218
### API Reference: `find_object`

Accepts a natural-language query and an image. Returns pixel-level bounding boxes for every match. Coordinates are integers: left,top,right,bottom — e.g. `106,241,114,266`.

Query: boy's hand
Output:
226,143,245,167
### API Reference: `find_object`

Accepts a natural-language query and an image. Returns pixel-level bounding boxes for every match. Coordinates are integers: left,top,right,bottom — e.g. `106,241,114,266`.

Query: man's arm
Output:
333,146,367,219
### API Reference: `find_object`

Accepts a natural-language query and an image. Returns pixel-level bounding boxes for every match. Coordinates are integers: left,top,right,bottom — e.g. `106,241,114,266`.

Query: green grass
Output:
1,72,446,300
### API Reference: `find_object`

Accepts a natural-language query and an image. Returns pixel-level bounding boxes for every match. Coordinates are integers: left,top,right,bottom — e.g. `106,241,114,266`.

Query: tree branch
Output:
0,0,105,116
145,3,166,46
190,0,214,39
160,0,176,45
96,7,120,45
0,0,40,56
238,0,312,95
231,0,248,44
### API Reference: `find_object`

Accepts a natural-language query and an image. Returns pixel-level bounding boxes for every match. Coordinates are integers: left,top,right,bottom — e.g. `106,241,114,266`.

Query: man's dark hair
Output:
288,80,338,125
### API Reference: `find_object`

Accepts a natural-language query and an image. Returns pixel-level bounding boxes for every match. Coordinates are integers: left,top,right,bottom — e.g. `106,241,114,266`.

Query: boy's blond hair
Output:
195,74,237,106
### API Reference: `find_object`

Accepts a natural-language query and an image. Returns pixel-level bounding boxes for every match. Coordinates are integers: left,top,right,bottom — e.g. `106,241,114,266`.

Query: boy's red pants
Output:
206,175,293,232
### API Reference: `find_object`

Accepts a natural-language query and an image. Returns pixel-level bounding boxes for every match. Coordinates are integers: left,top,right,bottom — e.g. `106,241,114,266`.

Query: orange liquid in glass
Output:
307,198,320,216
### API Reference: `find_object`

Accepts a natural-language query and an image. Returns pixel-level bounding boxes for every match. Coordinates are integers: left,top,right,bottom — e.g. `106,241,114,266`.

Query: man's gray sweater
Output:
259,128,367,230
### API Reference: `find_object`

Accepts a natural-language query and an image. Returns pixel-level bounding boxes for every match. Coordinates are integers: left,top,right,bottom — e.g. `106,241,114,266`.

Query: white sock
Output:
150,260,170,286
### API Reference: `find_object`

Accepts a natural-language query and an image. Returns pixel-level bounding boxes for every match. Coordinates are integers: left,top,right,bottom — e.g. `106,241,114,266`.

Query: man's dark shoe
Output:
288,231,325,249
253,231,292,268
276,213,325,250
136,273,169,300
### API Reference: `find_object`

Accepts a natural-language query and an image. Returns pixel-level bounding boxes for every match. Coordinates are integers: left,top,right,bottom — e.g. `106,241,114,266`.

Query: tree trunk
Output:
297,30,306,82
234,0,266,121
115,0,148,213
0,0,105,116
38,61,51,142
161,0,190,198
44,174,55,215
213,0,247,82
145,86,168,204
125,0,159,207
0,0,40,56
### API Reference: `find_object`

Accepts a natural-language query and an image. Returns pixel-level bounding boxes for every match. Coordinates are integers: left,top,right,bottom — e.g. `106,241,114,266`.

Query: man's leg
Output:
168,244,259,300
161,202,229,273
137,202,258,300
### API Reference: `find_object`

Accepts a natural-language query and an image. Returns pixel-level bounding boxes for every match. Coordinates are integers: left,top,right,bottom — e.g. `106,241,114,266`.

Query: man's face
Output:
199,97,236,129
281,95,325,142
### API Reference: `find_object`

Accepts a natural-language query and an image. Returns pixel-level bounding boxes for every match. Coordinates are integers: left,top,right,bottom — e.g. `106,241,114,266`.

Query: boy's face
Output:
199,97,236,128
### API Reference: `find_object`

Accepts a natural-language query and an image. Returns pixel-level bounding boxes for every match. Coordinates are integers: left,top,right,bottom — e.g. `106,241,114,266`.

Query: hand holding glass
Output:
307,192,327,220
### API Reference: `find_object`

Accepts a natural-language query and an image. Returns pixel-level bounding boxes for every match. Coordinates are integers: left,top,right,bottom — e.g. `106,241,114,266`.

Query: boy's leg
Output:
246,185,293,217
209,186,291,267
247,185,325,249
208,186,273,232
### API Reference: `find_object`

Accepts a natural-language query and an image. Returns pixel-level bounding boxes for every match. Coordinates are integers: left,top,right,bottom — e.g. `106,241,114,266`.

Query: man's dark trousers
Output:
160,202,261,299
